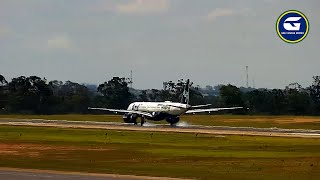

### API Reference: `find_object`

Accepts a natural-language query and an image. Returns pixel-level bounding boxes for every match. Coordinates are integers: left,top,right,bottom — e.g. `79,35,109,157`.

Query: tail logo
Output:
181,79,190,104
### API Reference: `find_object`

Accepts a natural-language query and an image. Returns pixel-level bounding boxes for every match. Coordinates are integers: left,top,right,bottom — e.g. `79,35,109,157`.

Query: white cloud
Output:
206,8,252,22
0,26,11,36
116,0,169,14
47,35,72,49
207,8,235,21
92,0,169,15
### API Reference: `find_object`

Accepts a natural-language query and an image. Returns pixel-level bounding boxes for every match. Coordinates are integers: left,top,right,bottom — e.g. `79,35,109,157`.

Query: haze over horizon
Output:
1,0,319,89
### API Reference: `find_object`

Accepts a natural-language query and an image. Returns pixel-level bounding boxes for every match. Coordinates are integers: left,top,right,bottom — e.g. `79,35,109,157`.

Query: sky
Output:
0,0,319,89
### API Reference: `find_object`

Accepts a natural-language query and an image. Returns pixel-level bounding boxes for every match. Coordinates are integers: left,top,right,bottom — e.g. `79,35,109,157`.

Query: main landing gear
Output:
141,116,145,126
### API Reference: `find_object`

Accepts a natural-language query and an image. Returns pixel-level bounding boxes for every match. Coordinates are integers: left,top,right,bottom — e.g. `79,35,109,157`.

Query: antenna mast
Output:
130,70,132,88
246,66,249,88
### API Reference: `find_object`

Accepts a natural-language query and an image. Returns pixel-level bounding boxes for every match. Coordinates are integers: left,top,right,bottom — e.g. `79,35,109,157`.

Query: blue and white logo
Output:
276,10,309,43
283,17,301,31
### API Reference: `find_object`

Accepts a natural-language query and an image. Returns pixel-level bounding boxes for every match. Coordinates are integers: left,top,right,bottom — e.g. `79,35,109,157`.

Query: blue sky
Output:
0,0,319,89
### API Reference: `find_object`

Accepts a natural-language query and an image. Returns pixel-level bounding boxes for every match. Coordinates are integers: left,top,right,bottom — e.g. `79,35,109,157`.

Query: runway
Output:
1,118,320,138
0,168,187,180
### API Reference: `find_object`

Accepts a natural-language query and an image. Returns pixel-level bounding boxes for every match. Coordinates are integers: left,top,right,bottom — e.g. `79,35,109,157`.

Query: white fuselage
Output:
127,101,190,116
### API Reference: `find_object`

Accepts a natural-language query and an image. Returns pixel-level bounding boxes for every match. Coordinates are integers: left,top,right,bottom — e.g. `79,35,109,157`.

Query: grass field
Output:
1,114,320,130
0,125,320,179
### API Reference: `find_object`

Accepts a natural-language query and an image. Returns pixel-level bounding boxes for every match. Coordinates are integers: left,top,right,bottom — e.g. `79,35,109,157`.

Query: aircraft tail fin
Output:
180,79,190,104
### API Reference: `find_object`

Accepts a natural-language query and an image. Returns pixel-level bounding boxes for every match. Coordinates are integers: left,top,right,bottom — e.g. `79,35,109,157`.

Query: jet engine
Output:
166,116,180,125
123,113,138,124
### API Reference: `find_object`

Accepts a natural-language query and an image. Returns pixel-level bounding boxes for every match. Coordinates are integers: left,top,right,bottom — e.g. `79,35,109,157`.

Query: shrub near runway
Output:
1,114,320,129
0,125,320,179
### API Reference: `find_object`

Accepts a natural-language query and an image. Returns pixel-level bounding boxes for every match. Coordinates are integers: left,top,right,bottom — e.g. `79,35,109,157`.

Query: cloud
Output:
116,0,169,14
206,8,252,22
207,8,235,21
0,26,11,36
92,0,169,15
47,35,72,49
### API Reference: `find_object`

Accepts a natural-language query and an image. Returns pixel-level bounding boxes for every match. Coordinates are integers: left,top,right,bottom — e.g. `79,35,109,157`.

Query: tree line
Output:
0,74,319,115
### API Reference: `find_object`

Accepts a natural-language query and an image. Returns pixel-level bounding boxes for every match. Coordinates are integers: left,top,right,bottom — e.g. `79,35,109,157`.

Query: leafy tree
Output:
97,77,133,108
219,84,243,106
309,76,320,114
161,79,205,104
286,90,310,114
244,89,284,115
7,76,53,113
189,87,206,105
243,89,269,114
49,80,90,113
161,80,182,101
284,83,311,115
267,89,287,114
148,89,161,102
138,90,149,101
2,74,320,116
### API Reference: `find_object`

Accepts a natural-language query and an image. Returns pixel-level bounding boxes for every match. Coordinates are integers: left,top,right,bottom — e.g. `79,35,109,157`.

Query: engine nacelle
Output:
166,116,180,125
123,113,138,123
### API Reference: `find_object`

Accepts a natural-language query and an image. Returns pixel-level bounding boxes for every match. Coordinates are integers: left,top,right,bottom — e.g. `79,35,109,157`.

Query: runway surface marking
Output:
0,168,191,180
1,118,320,138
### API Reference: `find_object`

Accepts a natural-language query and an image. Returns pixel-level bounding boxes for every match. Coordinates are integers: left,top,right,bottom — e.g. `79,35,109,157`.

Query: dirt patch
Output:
288,118,320,123
0,143,113,157
0,149,39,157
0,150,19,155
271,118,320,124
0,143,112,151
221,119,270,122
221,118,320,124
0,167,191,180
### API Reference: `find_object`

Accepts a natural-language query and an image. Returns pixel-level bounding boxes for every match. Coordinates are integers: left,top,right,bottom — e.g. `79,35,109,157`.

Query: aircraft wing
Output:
88,107,153,118
185,107,244,114
191,104,212,108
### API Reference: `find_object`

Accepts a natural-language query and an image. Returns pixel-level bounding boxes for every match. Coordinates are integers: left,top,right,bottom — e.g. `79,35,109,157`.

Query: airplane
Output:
88,79,244,126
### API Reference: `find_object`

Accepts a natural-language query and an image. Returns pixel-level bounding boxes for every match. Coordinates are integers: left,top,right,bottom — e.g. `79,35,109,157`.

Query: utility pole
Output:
246,66,249,88
130,70,133,88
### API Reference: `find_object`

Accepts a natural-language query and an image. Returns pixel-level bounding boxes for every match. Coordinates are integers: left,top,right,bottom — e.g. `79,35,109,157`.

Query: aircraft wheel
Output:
141,116,145,126
123,113,138,125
